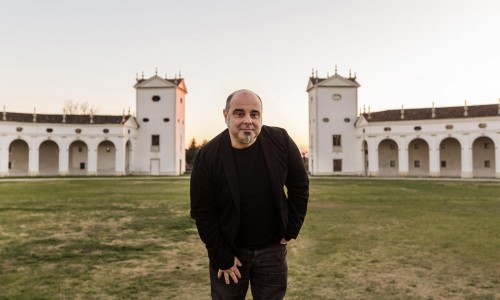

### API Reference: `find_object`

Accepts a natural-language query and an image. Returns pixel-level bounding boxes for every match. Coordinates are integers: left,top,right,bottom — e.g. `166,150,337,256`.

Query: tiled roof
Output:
363,104,500,122
1,112,130,124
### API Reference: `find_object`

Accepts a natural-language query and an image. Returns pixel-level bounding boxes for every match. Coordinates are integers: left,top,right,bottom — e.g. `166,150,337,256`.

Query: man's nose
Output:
243,115,252,124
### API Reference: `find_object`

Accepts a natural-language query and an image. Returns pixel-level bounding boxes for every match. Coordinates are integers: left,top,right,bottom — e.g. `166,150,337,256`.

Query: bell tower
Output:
134,72,187,175
307,68,360,175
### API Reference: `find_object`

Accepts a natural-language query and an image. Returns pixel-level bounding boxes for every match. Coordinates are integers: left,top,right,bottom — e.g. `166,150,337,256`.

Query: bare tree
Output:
89,105,99,115
63,100,78,115
79,102,89,115
63,100,99,115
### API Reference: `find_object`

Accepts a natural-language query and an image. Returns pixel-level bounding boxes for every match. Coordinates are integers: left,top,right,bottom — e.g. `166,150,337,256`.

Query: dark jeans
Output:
209,243,288,300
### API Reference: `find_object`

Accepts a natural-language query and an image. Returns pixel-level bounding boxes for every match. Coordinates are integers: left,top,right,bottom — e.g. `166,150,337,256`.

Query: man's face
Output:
223,91,262,149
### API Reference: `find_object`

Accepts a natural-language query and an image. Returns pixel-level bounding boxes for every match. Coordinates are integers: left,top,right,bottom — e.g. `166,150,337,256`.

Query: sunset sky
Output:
1,0,499,150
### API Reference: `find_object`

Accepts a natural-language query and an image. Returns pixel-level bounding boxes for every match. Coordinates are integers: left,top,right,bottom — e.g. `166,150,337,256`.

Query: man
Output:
190,89,309,299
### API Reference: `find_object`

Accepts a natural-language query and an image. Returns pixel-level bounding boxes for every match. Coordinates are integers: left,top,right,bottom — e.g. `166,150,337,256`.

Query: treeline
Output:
185,138,208,171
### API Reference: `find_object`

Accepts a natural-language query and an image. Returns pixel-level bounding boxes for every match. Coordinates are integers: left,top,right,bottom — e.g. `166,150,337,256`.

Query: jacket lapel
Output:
220,130,241,215
259,127,282,206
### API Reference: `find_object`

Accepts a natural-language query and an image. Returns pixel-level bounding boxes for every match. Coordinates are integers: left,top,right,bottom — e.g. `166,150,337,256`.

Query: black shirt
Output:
232,139,281,249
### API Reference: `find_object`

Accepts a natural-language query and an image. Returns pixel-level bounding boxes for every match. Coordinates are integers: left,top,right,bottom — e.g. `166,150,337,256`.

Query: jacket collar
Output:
220,130,241,215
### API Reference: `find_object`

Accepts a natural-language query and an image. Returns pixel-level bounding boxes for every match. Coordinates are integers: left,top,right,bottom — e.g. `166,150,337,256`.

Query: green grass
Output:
0,178,499,299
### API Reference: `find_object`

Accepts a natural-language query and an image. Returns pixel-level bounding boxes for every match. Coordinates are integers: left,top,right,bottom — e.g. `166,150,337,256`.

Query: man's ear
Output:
223,110,229,124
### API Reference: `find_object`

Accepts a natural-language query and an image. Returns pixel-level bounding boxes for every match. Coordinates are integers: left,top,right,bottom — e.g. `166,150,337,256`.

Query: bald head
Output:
225,89,262,112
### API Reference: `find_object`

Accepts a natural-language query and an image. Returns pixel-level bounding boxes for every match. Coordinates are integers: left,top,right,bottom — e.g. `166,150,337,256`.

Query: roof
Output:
135,75,187,93
307,74,360,92
309,77,327,85
363,104,500,122
166,78,185,86
1,112,132,124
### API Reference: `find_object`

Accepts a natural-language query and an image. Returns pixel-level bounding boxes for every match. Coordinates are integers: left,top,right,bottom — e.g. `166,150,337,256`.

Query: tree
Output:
186,138,201,166
79,101,88,115
63,100,99,115
63,100,79,115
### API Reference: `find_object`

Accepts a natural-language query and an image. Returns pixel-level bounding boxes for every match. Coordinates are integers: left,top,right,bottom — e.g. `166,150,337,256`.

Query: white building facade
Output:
308,70,500,178
0,74,186,177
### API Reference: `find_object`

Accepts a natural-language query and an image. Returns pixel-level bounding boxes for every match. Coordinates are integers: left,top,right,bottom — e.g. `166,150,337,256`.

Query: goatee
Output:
242,132,252,144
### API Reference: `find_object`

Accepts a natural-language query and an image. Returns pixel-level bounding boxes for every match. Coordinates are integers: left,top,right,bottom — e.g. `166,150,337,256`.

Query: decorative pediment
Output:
134,75,177,89
317,74,360,88
124,116,139,128
355,115,368,127
307,74,359,91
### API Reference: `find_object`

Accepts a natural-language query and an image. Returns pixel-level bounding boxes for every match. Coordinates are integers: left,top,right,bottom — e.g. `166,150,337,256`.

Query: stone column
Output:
367,137,379,176
28,142,39,176
114,141,125,176
0,141,9,176
495,134,500,178
461,134,473,178
128,139,136,175
398,136,409,176
59,145,69,176
428,135,440,177
87,146,97,176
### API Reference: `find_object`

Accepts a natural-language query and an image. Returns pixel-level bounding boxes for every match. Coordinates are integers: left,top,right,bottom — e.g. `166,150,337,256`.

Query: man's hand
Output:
280,238,288,245
217,257,242,284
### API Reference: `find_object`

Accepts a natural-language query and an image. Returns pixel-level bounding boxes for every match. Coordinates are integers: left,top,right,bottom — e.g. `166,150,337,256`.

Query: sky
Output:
1,0,500,150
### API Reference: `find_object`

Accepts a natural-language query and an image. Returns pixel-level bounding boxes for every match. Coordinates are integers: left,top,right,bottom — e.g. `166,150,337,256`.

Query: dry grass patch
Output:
1,178,499,299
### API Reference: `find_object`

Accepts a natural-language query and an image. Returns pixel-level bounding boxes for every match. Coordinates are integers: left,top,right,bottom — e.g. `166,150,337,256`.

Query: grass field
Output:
0,177,499,299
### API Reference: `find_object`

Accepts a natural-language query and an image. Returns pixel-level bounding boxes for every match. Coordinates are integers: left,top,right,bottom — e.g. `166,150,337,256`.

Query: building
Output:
307,69,500,178
0,73,187,177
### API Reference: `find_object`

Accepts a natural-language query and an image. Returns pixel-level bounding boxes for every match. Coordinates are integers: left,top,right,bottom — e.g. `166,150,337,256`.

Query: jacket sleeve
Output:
190,149,235,270
283,132,309,240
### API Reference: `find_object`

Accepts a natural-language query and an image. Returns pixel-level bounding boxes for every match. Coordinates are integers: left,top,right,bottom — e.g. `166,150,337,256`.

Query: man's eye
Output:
235,112,244,117
251,113,260,118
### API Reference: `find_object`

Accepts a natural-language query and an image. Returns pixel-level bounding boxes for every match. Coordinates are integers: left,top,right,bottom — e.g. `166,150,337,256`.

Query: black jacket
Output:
190,126,309,270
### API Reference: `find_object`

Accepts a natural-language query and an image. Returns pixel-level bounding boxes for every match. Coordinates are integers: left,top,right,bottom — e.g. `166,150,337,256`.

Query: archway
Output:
378,139,399,177
472,136,495,178
125,140,132,174
408,138,429,177
39,140,59,176
439,138,461,177
97,141,116,175
68,141,88,175
362,140,368,176
8,139,29,176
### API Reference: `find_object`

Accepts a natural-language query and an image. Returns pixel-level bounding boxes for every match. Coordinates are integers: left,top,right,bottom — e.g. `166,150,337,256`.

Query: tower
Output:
307,69,360,175
133,73,187,175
